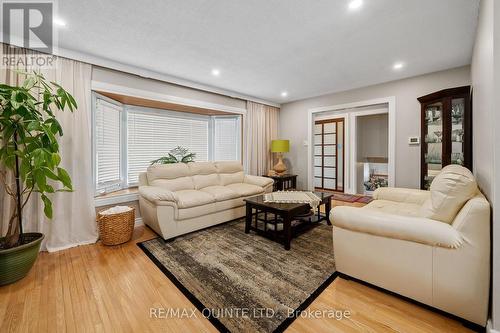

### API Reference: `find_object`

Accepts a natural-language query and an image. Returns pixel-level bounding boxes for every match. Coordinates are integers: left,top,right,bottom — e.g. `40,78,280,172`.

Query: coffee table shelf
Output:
244,192,332,250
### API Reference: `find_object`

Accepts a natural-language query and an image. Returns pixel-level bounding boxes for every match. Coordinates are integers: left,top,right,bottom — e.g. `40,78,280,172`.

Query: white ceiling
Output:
57,0,479,103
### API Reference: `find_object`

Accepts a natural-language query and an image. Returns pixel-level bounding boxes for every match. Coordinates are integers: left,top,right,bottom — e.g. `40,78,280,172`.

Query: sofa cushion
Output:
147,164,194,191
215,161,245,185
200,185,240,201
149,177,195,192
192,174,220,189
215,161,243,173
226,183,264,197
219,172,245,185
173,190,215,208
147,163,191,180
188,162,218,175
420,165,478,224
365,200,421,217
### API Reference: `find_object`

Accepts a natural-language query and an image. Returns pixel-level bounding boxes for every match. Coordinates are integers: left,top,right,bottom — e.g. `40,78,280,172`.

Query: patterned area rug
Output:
139,219,336,333
355,195,373,204
331,193,360,202
331,193,373,203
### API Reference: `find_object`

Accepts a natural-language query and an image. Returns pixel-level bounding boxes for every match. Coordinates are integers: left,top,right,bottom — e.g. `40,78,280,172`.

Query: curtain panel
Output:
244,101,280,176
0,44,97,252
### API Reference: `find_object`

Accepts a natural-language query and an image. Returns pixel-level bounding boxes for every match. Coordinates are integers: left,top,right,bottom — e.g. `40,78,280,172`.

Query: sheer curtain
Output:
244,101,280,175
0,44,97,251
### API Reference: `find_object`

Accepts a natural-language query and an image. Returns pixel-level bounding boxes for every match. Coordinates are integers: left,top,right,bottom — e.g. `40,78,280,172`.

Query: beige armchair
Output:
330,165,490,326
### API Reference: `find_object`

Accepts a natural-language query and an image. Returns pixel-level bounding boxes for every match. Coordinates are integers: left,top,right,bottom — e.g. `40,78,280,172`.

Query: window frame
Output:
211,115,242,162
125,104,212,186
92,92,242,195
92,93,125,195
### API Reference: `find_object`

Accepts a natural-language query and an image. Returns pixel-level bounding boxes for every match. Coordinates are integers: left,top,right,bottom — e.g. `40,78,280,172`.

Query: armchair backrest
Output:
420,165,478,224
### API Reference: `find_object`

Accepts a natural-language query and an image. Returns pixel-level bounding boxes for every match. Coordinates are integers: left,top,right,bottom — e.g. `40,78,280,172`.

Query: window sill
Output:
94,188,139,207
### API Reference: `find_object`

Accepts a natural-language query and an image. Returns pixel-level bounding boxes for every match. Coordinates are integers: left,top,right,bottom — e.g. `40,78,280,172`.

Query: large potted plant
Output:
0,72,76,285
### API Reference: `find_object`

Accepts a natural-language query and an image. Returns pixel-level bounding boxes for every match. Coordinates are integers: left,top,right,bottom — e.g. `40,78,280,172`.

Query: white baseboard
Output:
487,319,500,333
134,217,143,227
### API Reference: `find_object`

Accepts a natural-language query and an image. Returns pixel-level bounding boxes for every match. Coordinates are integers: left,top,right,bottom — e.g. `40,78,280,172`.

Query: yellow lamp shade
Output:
271,140,290,153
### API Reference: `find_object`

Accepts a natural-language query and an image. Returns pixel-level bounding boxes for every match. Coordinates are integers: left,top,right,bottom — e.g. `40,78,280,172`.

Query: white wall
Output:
279,66,470,189
472,0,494,200
495,2,500,328
356,113,389,161
471,0,500,329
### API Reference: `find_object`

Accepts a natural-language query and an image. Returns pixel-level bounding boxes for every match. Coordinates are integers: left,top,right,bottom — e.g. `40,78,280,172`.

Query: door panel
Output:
314,118,344,192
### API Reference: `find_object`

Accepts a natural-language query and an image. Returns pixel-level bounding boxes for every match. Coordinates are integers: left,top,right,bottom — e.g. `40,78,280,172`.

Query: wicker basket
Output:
97,207,135,246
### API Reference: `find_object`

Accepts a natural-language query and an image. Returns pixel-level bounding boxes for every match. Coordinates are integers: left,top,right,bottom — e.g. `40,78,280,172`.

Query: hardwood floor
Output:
0,201,472,333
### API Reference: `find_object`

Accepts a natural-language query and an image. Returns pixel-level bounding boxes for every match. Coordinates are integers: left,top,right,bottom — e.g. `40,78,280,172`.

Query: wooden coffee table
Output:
244,191,332,250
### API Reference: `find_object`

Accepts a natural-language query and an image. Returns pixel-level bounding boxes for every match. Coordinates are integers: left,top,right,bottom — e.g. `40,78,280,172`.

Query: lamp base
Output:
273,155,287,175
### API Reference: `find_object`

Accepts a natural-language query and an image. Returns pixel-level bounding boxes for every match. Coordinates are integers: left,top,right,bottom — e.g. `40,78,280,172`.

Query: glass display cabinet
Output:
418,86,472,189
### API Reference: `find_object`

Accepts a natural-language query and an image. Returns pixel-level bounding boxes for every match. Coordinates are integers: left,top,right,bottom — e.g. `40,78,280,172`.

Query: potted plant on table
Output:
0,72,76,285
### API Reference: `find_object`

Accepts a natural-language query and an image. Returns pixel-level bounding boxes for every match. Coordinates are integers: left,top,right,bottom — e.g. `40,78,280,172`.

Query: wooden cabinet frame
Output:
418,86,472,189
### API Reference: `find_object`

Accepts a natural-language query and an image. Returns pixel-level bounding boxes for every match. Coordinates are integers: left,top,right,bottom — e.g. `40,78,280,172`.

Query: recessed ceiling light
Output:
393,62,405,70
53,18,67,27
281,91,288,97
211,68,220,76
348,0,363,10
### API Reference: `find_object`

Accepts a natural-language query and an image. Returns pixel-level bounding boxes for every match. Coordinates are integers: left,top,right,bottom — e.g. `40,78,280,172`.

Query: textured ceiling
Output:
55,0,479,103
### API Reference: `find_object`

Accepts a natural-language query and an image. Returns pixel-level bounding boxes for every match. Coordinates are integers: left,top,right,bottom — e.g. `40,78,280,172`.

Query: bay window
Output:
93,94,242,194
94,97,122,193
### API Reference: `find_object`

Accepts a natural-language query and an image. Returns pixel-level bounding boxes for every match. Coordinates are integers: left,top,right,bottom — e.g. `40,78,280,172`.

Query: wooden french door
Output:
314,118,344,192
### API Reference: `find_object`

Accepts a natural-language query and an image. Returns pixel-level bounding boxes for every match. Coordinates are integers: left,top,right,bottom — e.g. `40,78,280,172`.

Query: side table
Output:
262,174,297,191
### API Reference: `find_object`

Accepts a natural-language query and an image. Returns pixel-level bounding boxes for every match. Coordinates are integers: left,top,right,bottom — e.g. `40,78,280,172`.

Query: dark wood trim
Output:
418,86,472,189
314,118,344,192
442,97,452,166
417,86,470,103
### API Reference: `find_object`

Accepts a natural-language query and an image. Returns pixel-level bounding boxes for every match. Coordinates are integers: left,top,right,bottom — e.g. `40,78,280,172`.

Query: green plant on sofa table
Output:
0,72,76,285
150,146,196,165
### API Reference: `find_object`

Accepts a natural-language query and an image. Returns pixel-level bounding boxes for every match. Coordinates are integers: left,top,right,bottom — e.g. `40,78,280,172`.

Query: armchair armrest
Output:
373,187,430,205
244,175,274,189
139,186,178,204
330,206,464,248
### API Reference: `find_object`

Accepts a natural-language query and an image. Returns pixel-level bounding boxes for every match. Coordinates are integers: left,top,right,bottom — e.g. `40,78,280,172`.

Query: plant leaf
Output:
41,194,53,219
57,167,72,190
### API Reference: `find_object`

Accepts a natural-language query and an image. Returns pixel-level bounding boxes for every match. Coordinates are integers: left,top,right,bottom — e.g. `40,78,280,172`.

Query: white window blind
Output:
95,99,122,191
127,110,209,184
213,116,241,161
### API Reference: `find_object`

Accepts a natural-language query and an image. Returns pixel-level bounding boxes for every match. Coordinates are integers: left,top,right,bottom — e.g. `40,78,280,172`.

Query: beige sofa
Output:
138,161,273,240
330,165,490,326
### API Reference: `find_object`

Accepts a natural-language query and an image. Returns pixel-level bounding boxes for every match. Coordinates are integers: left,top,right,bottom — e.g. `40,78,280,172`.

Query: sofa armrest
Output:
244,175,274,189
330,206,464,248
139,186,178,204
373,187,430,205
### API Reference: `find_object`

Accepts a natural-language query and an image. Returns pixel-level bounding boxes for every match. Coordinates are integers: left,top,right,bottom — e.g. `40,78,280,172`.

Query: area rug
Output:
331,193,360,203
355,195,373,204
138,219,336,333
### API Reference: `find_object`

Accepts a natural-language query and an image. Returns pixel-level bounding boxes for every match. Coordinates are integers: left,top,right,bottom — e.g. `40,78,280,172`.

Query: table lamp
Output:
271,140,290,175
